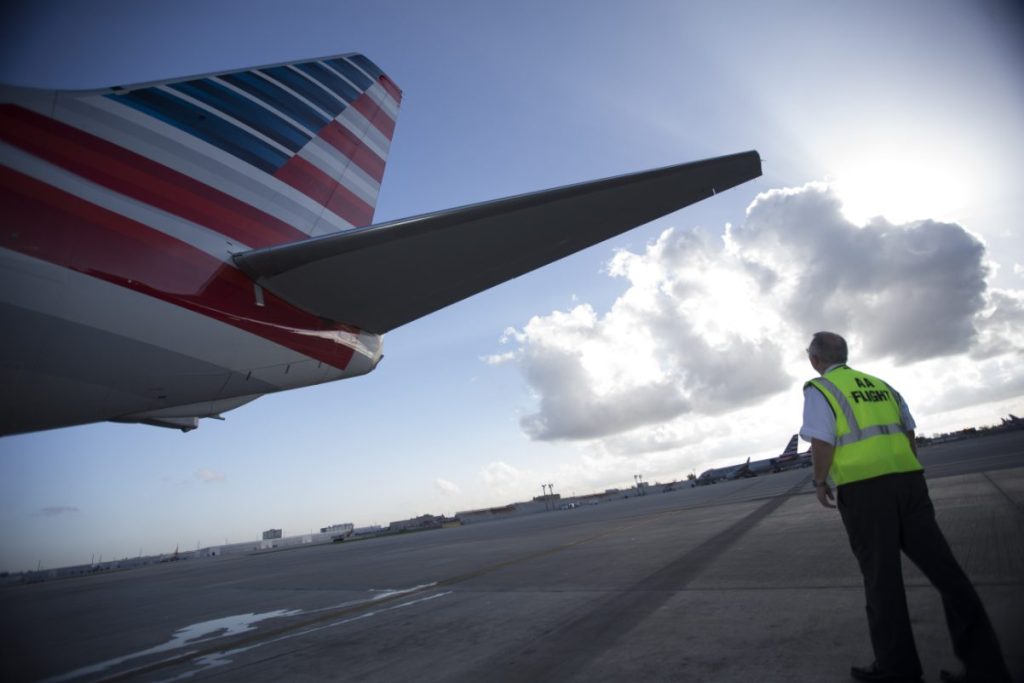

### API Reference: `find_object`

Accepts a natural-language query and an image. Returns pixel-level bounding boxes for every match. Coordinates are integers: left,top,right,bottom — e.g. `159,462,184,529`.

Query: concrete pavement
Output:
1,431,1022,682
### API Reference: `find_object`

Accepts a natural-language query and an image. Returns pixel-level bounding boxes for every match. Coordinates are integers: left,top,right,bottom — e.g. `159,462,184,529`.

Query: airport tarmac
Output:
2,430,1022,682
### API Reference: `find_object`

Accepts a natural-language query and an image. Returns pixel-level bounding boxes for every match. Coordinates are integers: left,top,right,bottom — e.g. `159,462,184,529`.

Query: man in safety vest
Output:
801,332,1009,683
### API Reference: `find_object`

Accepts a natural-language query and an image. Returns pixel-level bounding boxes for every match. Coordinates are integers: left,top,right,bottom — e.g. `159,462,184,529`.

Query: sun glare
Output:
830,151,971,227
688,266,775,346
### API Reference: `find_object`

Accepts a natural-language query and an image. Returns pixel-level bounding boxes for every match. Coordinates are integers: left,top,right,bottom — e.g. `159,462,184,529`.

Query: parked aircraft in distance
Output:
0,52,761,436
693,434,805,485
694,459,752,486
726,456,758,480
770,434,811,472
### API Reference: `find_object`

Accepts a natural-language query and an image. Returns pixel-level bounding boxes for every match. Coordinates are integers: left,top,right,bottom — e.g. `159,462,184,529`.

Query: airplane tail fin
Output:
781,434,799,457
2,53,401,249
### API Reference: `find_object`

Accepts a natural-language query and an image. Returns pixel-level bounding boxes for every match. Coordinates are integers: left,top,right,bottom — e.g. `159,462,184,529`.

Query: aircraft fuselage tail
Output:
1,54,401,434
1,51,762,436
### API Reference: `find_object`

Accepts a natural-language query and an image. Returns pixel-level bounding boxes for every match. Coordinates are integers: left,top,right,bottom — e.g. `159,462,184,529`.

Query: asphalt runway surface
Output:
2,430,1022,682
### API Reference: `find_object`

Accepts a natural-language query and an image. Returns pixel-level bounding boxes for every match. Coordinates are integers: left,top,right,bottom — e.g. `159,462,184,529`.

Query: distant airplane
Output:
692,466,728,486
730,457,758,479
0,53,761,435
769,434,811,472
693,434,805,485
694,458,753,486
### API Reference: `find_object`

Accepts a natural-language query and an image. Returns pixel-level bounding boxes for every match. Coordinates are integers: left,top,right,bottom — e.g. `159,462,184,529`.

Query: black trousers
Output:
836,471,1010,681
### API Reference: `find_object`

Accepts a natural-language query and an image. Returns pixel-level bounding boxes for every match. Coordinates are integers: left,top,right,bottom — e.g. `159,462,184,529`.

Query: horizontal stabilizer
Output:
233,150,761,333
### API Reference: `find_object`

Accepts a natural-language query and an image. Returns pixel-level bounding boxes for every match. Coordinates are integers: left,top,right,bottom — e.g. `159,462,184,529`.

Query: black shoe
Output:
850,663,923,682
939,670,1009,683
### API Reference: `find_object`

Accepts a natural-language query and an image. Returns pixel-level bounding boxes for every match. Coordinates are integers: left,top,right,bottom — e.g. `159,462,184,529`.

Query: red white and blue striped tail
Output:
780,434,800,457
1,53,401,249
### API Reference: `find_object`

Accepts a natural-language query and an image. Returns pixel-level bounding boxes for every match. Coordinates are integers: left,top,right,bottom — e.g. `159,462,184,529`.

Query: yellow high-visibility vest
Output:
805,365,921,485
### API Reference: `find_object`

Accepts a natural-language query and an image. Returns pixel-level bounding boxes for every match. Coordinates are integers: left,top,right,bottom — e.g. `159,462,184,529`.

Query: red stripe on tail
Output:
318,120,386,183
0,104,308,248
1,165,358,369
274,155,375,228
352,93,396,141
378,75,403,104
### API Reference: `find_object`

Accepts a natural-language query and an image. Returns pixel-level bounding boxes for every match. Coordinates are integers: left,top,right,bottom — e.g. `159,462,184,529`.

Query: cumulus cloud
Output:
730,184,989,362
195,468,225,483
434,478,461,496
502,219,792,441
480,461,524,494
971,289,1024,360
35,506,80,517
495,182,1022,448
482,351,517,365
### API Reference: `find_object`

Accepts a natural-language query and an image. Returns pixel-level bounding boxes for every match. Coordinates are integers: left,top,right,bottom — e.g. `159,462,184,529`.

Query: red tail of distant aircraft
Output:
771,434,811,472
1,53,761,435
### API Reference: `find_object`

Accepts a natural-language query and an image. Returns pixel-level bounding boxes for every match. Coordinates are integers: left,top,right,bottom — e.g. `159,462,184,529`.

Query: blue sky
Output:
1,0,1023,572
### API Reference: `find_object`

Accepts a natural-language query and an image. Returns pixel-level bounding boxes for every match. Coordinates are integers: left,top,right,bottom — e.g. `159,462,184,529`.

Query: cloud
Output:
35,506,80,517
972,289,1024,360
480,461,525,494
434,478,461,496
495,182,1022,448
731,183,991,362
195,468,226,483
503,221,792,441
481,351,516,365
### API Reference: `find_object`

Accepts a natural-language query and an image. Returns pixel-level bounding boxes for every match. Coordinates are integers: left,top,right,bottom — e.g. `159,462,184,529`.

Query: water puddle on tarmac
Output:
168,590,453,681
44,584,438,682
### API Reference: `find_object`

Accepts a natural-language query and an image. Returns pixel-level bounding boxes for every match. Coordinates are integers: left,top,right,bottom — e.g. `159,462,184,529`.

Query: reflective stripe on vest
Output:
812,376,906,447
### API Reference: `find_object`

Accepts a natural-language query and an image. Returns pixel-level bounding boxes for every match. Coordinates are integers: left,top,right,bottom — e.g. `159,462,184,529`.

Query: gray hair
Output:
808,331,848,365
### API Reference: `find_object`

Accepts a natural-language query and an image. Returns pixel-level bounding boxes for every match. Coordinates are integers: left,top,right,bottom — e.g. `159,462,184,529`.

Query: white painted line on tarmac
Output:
300,582,439,615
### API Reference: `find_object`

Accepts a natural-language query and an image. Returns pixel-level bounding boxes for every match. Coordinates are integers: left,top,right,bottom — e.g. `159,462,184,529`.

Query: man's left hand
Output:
816,482,835,509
